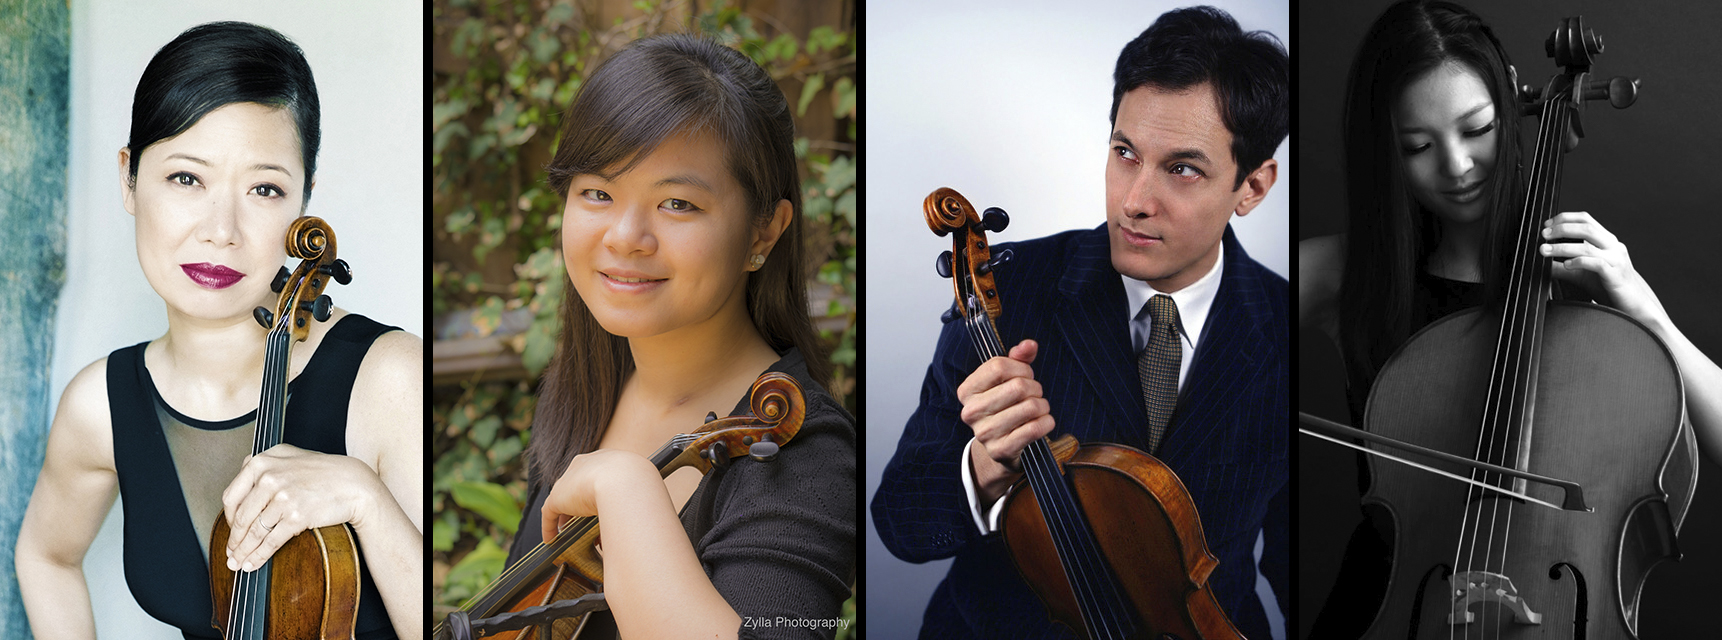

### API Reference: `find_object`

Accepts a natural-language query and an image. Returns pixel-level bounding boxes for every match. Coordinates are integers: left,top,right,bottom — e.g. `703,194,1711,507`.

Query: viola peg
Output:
705,411,718,424
270,266,290,293
320,259,353,285
935,251,953,278
979,207,1010,233
253,306,274,329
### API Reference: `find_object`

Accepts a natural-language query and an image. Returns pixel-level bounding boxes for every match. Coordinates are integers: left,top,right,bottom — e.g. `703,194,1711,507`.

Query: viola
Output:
208,216,357,639
927,187,1243,640
1301,17,1697,638
434,372,806,640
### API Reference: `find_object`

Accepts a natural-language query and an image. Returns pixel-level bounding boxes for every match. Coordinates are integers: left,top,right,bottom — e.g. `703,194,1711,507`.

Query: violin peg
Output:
940,306,957,323
299,295,333,322
707,442,730,468
1582,76,1638,109
749,440,779,463
253,306,274,329
705,411,718,424
980,207,1010,233
935,251,953,278
270,266,289,293
320,259,353,285
978,248,1014,275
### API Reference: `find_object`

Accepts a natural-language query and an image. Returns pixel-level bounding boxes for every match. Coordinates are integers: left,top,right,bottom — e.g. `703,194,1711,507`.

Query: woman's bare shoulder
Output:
51,357,116,471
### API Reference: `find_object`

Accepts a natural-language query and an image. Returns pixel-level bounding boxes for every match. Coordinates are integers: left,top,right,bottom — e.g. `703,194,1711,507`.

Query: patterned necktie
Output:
1140,294,1180,454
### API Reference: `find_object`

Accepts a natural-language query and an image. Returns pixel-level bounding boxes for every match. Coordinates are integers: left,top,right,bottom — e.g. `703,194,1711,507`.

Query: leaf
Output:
797,73,824,118
831,76,855,120
432,511,459,551
451,481,521,533
472,296,505,337
470,415,501,448
445,537,509,589
835,190,856,228
544,2,575,24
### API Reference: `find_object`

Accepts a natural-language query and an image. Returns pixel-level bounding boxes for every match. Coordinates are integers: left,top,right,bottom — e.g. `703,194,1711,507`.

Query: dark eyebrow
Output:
1397,102,1493,134
1112,131,1214,165
657,174,717,193
164,153,292,177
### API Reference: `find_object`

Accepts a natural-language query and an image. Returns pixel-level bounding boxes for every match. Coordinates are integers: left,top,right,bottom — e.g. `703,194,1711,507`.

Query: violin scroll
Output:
256,217,352,341
925,187,1006,321
685,372,806,471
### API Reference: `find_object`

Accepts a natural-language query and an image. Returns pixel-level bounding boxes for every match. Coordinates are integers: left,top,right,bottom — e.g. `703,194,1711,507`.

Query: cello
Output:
208,216,359,639
927,187,1243,640
433,372,806,640
1303,17,1694,639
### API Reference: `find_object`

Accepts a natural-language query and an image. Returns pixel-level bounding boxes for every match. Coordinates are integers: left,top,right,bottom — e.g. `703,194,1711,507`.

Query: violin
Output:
1303,18,1694,638
927,187,1242,640
433,372,806,640
208,216,357,639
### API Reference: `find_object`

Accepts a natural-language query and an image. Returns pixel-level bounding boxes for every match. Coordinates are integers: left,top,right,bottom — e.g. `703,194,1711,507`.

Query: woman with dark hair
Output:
1301,0,1722,635
494,32,856,639
13,22,422,639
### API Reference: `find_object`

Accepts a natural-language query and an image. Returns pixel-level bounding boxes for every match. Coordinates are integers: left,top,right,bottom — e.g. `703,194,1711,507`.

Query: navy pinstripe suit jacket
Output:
872,223,1289,639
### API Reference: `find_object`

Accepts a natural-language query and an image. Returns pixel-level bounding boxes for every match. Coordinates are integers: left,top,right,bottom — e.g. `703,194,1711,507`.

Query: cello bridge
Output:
1447,571,1543,625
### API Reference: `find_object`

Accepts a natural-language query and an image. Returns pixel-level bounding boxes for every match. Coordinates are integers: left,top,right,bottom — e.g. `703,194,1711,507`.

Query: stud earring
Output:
750,254,766,269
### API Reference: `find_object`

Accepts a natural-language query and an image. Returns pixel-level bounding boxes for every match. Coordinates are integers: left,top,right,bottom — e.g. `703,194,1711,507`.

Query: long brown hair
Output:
526,33,827,489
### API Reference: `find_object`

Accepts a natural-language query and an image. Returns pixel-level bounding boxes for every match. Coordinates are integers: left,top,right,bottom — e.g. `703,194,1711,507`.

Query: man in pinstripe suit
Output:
872,6,1288,639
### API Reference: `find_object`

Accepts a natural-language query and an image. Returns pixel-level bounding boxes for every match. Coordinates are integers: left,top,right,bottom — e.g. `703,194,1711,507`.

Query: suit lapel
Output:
1156,228,1269,465
1053,226,1144,442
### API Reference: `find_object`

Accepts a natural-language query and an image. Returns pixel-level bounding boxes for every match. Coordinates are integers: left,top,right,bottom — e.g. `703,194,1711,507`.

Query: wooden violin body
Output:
1002,437,1241,640
927,187,1242,640
209,519,362,639
211,216,359,640
435,372,806,640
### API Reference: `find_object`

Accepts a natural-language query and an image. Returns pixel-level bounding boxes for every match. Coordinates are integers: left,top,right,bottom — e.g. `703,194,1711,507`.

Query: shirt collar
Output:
1122,240,1224,353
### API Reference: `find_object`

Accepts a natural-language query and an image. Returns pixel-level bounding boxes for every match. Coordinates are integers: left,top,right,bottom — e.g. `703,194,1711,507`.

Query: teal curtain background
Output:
0,0,71,636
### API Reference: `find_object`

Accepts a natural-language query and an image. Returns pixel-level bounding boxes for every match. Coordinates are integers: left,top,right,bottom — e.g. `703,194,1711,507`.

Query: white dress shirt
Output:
958,242,1226,534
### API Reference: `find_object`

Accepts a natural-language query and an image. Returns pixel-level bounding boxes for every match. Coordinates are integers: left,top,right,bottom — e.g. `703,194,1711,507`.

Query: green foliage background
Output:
430,0,855,635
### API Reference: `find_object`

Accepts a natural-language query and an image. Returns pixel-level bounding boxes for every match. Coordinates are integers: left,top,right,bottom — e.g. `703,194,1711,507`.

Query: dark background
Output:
1297,1,1722,637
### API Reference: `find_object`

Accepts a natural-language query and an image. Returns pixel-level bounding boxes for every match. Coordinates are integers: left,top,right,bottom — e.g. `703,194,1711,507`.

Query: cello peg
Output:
1582,76,1639,109
253,306,274,329
935,251,953,278
270,266,290,293
979,207,1010,233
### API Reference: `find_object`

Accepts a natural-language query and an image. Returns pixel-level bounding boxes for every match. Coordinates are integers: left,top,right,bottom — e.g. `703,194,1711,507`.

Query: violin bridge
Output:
1447,571,1543,625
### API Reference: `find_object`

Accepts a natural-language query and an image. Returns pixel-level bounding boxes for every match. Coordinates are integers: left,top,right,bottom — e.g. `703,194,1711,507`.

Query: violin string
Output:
232,325,288,637
459,433,696,613
964,296,1131,639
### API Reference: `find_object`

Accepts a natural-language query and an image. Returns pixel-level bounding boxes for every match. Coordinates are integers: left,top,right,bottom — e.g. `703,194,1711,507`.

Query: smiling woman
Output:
13,21,422,640
475,33,856,640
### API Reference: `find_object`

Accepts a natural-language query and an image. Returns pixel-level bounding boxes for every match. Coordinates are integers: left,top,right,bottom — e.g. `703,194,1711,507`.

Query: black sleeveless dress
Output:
108,314,400,640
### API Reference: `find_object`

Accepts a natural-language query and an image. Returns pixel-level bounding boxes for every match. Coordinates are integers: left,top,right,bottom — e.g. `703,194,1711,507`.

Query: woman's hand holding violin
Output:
540,449,660,544
219,443,391,573
1542,211,1672,329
